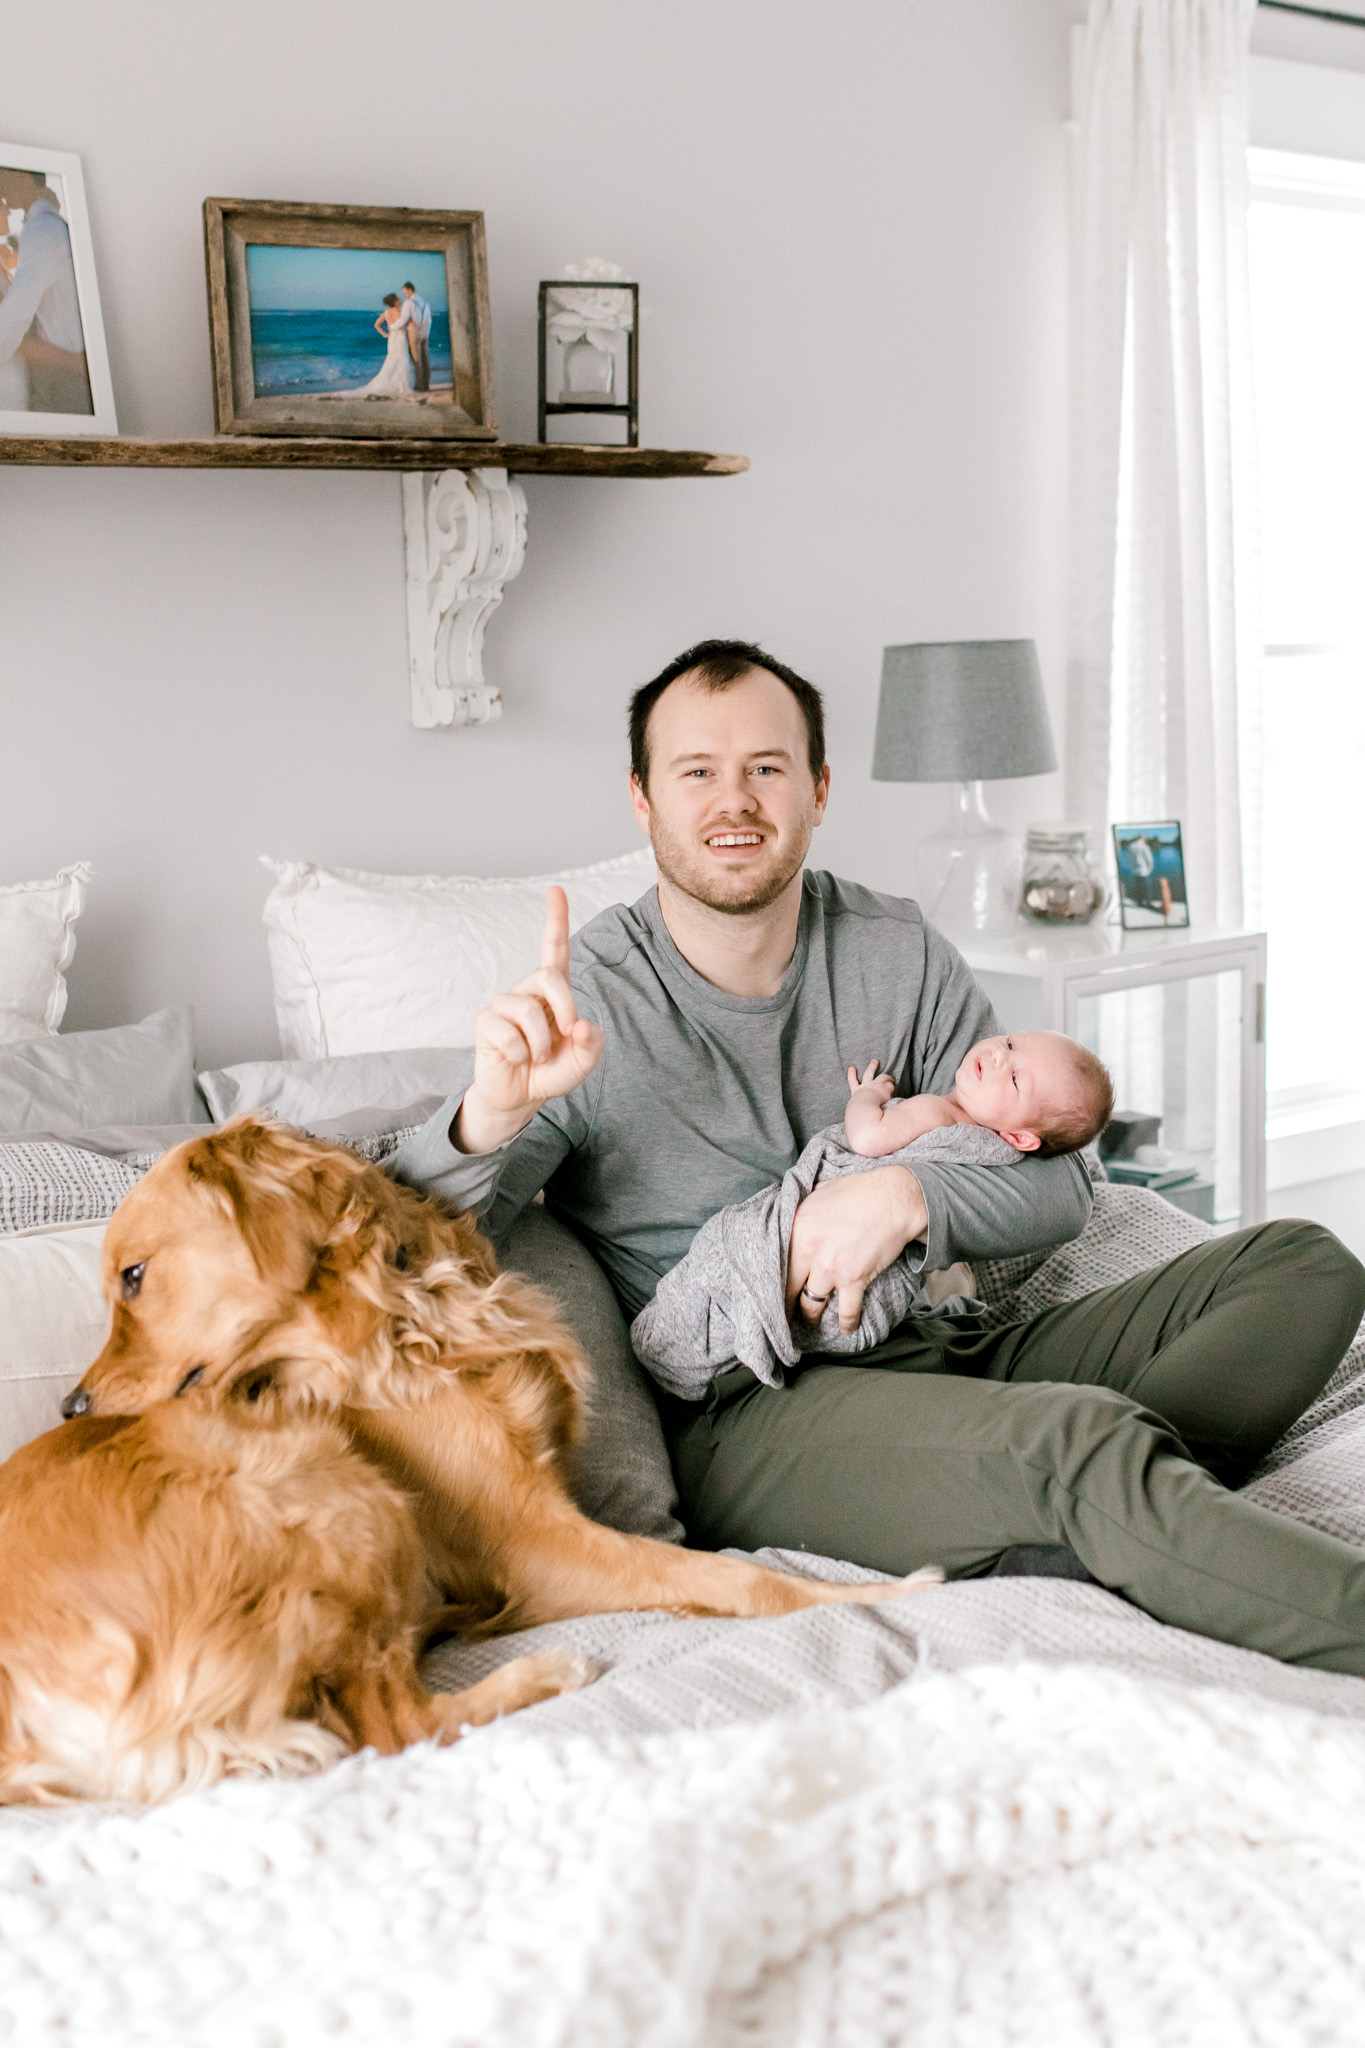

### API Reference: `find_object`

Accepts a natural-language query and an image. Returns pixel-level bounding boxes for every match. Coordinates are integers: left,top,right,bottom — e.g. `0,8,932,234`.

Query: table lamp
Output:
872,639,1058,936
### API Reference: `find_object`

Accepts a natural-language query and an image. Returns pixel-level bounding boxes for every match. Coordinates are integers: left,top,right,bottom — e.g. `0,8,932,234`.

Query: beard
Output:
648,813,810,915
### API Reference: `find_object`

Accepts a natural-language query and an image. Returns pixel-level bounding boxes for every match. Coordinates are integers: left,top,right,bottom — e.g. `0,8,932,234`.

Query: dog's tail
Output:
0,1710,346,1808
0,1637,347,1808
100,1715,347,1807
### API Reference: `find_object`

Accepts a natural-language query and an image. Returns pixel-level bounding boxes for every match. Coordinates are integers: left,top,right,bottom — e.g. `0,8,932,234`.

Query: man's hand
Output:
454,887,605,1154
785,1167,928,1336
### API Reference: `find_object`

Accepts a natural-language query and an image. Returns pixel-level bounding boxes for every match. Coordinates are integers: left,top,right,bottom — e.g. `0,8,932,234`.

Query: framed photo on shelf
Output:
0,142,116,438
203,198,496,440
1112,820,1190,930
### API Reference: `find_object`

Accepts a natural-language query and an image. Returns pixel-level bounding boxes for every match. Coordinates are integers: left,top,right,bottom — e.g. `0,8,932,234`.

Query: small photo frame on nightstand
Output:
1112,820,1189,930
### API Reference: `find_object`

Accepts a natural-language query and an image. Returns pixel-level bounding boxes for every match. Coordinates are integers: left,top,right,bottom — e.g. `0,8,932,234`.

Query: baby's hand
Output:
847,1059,897,1104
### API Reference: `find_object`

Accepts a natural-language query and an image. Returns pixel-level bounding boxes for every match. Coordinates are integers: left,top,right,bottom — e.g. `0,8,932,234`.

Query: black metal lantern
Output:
538,265,638,446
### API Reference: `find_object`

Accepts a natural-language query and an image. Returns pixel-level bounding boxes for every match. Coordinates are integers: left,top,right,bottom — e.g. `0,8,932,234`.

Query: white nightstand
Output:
954,921,1267,1228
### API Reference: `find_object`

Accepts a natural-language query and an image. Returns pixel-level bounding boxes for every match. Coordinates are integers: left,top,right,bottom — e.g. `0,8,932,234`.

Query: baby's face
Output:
953,1031,1082,1148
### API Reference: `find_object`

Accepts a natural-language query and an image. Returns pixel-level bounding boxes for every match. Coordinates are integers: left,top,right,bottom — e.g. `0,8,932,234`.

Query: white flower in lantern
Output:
539,259,639,446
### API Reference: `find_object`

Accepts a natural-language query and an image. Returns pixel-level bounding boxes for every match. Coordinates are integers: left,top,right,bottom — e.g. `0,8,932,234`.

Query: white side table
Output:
954,921,1267,1227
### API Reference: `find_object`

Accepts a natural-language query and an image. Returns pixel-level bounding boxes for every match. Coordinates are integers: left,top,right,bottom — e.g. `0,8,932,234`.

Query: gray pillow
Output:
498,1203,684,1545
0,1009,206,1137
199,1047,472,1124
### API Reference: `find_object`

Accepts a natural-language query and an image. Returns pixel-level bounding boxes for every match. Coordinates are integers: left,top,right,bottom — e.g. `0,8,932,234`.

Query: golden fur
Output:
0,1403,590,1806
1,1117,937,1804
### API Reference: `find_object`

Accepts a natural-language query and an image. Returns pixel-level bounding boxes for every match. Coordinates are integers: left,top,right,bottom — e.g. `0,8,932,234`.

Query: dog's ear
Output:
228,1360,281,1408
223,1324,354,1413
184,1117,365,1283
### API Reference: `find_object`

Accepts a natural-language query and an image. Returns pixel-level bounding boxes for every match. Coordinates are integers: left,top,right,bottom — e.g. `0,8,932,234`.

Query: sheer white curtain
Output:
1067,0,1260,909
1066,0,1261,1215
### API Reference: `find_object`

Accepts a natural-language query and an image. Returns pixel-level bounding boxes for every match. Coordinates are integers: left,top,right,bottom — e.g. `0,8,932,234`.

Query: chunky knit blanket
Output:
7,1597,1365,2048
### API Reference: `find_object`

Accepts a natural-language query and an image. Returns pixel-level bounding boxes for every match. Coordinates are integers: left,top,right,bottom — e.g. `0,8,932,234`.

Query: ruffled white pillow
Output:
260,848,657,1059
0,865,93,1044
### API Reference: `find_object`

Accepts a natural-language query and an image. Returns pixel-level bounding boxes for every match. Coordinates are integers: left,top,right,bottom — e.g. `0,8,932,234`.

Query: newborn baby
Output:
630,1030,1117,1397
845,1030,1113,1162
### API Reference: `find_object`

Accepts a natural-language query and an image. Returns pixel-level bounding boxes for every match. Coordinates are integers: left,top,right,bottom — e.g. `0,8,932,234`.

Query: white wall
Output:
1,0,1079,1068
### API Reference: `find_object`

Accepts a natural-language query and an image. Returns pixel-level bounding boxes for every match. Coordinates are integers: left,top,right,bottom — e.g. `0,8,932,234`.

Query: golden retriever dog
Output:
0,1402,591,1806
67,1117,939,1637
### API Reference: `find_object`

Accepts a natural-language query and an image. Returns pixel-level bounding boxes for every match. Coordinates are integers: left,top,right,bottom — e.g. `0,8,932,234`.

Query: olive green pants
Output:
660,1220,1365,1675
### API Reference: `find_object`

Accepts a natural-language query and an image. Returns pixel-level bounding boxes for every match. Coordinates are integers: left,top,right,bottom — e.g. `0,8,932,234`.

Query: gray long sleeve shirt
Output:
387,871,1092,1321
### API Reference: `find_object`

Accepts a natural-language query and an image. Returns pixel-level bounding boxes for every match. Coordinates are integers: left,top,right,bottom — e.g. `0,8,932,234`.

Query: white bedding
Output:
7,1562,1365,2048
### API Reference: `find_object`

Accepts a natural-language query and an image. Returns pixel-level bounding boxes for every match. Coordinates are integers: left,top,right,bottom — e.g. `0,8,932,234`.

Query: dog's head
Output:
68,1115,487,1419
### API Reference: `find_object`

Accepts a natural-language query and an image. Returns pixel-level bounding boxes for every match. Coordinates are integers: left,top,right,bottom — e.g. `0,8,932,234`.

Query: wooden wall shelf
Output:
1,432,749,729
0,435,747,477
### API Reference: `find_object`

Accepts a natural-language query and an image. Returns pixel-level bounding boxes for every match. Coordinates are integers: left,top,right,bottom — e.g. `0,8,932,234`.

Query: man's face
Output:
630,667,829,914
0,170,45,215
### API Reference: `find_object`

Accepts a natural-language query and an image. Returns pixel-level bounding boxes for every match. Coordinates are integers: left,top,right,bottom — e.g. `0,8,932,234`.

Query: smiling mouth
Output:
706,831,766,851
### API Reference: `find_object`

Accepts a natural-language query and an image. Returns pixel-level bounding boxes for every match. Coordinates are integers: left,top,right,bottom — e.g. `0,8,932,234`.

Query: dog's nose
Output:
62,1387,92,1419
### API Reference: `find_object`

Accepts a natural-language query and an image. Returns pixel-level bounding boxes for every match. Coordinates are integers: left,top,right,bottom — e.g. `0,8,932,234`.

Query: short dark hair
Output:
403,281,415,291
628,639,826,789
1035,1044,1115,1158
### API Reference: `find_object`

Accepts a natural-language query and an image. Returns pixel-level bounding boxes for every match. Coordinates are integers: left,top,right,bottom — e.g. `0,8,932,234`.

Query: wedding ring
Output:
800,1286,831,1305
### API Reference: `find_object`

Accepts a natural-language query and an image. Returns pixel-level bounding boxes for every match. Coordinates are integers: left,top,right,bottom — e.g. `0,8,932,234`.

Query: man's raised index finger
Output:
541,885,572,972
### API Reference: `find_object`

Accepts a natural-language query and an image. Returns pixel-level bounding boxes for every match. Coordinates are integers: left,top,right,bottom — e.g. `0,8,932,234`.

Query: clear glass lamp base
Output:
918,782,1022,938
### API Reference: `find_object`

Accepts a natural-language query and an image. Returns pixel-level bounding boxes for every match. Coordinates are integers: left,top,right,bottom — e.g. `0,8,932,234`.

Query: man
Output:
0,169,92,415
391,640,1365,1675
401,282,432,394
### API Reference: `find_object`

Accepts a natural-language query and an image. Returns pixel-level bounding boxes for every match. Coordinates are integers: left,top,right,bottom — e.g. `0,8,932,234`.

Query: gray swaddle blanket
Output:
630,1120,1021,1398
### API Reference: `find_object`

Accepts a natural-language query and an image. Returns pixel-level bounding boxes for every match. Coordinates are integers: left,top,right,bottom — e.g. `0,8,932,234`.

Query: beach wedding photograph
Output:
247,246,452,402
0,140,116,436
204,198,496,439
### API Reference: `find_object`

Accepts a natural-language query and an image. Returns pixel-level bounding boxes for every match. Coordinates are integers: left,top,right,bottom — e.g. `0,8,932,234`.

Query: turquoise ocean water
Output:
249,308,453,396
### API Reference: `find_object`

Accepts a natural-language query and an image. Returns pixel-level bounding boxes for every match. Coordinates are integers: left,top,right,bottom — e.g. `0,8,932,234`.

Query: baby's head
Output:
953,1031,1113,1158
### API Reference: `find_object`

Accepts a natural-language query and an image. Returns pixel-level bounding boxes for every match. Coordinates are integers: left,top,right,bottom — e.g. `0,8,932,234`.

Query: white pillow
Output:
0,1220,108,1463
198,1047,471,1123
0,865,92,1044
260,848,657,1059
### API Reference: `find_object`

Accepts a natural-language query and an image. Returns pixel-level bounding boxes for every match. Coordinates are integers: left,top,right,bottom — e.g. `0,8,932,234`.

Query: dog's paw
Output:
506,1649,598,1703
897,1565,944,1593
829,1565,944,1607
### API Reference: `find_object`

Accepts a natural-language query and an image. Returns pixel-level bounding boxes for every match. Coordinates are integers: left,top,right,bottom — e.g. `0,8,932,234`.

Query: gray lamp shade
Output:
871,639,1058,784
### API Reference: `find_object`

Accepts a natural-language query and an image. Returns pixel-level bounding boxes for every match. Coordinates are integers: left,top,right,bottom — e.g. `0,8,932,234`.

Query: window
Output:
1248,148,1365,1131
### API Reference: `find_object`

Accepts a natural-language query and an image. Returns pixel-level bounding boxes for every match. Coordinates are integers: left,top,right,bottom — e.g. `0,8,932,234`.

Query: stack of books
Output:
1103,1158,1201,1193
1101,1153,1216,1225
1098,1113,1216,1222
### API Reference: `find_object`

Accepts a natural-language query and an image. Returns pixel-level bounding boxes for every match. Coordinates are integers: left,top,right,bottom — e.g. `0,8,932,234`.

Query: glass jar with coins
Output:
1020,824,1106,923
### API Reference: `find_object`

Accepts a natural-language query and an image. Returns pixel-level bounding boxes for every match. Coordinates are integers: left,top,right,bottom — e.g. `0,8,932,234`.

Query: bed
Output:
5,861,1365,2044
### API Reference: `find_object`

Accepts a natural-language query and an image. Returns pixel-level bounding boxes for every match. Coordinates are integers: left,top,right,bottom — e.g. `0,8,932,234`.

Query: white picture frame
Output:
0,142,116,438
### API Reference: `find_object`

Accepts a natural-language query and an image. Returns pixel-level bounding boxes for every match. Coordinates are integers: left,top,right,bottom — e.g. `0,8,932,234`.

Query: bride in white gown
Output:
355,293,414,397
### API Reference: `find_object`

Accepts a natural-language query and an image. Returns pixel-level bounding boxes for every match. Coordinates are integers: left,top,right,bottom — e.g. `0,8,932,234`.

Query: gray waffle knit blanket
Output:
629,1121,1020,1398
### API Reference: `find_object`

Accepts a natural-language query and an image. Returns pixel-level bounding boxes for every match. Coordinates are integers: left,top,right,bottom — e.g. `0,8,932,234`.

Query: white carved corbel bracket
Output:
402,466,528,728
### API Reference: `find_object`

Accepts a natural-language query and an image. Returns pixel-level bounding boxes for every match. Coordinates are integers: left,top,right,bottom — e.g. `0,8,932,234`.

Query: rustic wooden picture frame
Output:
203,198,496,440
